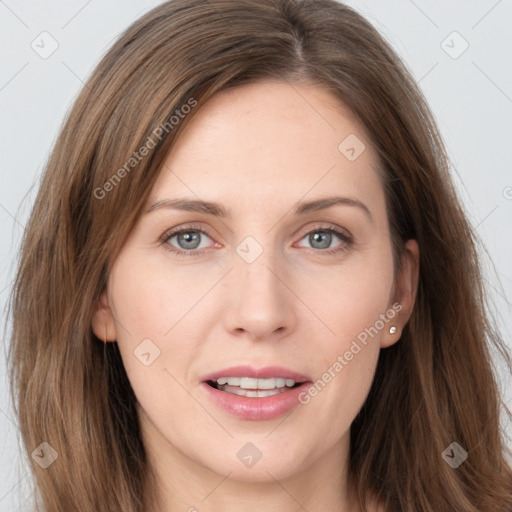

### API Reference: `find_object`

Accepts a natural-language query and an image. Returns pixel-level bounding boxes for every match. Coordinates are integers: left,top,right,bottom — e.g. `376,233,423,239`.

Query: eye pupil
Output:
310,231,331,249
178,231,201,249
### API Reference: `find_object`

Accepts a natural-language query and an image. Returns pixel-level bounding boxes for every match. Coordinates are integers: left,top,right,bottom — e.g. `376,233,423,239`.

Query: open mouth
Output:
205,377,303,398
201,373,313,420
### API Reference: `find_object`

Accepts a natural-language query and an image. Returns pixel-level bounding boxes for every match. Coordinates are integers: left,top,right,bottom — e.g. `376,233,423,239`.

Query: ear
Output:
381,239,420,349
91,290,118,342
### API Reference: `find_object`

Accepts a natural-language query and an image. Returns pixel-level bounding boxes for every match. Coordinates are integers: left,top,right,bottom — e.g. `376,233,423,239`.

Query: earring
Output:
389,326,397,334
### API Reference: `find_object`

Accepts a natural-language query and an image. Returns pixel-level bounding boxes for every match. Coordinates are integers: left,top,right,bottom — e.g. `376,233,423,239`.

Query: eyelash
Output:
159,223,353,258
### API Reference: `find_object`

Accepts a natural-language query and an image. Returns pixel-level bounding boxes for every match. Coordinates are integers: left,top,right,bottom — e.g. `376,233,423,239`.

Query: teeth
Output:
257,389,282,397
220,386,288,398
240,377,258,389
275,378,286,388
214,377,297,389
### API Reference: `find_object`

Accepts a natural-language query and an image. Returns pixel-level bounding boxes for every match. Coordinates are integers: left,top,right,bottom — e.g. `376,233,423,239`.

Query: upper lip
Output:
201,365,312,383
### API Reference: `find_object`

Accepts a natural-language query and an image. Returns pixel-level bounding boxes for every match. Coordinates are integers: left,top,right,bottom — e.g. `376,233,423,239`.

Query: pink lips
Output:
200,364,313,421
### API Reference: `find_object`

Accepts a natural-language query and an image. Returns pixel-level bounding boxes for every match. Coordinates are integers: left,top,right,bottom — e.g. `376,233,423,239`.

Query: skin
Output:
92,80,419,512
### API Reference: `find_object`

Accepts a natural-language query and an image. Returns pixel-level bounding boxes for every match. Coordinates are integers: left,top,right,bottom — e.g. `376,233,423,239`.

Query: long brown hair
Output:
6,1,512,511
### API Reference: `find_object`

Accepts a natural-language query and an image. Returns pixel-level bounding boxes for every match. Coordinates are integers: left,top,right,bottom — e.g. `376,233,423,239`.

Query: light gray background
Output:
1,1,511,509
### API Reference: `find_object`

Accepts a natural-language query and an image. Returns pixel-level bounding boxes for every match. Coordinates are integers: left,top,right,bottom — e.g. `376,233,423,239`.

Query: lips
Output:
200,364,314,420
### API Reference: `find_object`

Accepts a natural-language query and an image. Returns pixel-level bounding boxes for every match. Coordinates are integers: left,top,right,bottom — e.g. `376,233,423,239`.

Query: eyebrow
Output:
146,196,373,222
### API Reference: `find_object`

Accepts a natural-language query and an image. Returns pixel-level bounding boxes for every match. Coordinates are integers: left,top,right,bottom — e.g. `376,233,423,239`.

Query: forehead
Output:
147,80,385,219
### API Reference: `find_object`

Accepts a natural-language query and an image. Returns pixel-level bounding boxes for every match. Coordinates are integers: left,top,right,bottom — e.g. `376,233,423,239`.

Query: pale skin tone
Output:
92,80,419,512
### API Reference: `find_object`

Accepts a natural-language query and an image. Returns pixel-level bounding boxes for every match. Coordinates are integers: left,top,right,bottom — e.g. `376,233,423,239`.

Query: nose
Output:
222,243,297,342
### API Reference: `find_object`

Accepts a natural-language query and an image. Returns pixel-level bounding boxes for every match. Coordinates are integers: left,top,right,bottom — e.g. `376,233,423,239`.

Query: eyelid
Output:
293,223,353,254
295,222,352,242
159,223,217,251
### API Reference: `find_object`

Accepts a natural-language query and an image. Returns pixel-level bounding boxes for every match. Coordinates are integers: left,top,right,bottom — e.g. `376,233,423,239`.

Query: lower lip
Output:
200,381,313,420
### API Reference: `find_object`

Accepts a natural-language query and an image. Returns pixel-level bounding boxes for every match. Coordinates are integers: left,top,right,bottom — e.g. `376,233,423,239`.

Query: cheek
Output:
107,256,202,423
332,268,393,343
305,241,395,350
110,252,207,338
296,242,394,425
107,249,220,393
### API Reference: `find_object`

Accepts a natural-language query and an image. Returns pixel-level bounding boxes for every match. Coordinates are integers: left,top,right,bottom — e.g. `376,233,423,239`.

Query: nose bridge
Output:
225,232,294,339
236,232,285,306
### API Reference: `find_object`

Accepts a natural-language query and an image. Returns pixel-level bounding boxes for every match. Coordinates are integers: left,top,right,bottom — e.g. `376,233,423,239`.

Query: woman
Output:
6,0,512,511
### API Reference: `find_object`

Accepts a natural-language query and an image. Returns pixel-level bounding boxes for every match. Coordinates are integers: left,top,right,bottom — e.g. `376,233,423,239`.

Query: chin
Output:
199,439,309,483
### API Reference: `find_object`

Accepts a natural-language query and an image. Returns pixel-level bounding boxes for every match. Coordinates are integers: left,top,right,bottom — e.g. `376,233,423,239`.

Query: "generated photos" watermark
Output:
298,302,402,404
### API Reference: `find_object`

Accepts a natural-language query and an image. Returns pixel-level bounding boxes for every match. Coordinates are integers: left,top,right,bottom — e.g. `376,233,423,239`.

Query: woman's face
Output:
93,80,418,485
